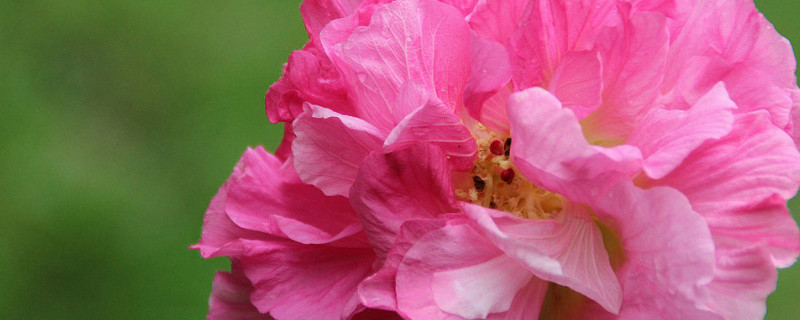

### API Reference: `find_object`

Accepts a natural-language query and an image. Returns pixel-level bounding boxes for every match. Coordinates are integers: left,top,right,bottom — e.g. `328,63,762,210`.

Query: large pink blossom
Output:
195,0,800,319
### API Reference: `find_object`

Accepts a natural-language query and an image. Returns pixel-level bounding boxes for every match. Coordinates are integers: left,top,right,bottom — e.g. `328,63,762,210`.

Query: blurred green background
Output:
0,1,798,319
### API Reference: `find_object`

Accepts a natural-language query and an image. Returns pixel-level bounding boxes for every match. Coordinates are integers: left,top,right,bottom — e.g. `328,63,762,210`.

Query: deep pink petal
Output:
385,101,477,171
461,203,622,314
507,87,641,202
240,240,376,320
208,262,273,320
292,104,384,197
350,145,458,260
627,83,736,179
595,182,718,319
546,50,603,119
224,146,365,245
332,0,471,132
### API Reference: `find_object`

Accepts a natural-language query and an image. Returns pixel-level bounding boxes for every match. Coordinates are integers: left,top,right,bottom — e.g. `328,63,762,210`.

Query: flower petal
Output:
385,100,477,171
225,146,365,245
547,50,603,119
350,144,458,259
209,262,273,320
507,87,641,202
461,203,622,314
595,182,718,319
464,34,512,122
395,220,546,319
240,240,376,320
333,0,471,132
650,111,800,218
627,83,736,179
466,0,528,46
292,104,384,197
699,246,777,320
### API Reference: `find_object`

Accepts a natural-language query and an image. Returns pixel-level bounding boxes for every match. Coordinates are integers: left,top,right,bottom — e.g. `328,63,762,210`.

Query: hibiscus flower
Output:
195,0,800,319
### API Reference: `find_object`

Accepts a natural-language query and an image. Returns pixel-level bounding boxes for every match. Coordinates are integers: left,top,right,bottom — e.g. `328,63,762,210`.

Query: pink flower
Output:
195,0,800,319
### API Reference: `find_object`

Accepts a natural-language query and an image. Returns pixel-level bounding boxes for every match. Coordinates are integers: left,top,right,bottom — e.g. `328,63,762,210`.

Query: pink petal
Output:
359,219,447,312
466,0,528,46
208,262,273,320
707,194,800,269
650,111,800,218
300,0,360,39
699,246,777,320
349,145,458,259
395,220,547,319
510,0,619,89
240,240,376,320
546,50,603,119
627,83,736,179
439,0,480,16
461,203,622,314
463,34,512,122
581,10,669,142
332,0,471,132
384,100,477,171
292,104,384,197
594,182,718,318
507,87,641,202
224,146,365,245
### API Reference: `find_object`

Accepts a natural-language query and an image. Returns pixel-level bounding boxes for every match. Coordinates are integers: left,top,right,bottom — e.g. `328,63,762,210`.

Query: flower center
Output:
455,124,565,219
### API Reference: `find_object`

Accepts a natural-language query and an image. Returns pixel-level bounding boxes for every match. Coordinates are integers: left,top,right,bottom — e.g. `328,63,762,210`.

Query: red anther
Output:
490,140,505,155
500,168,515,184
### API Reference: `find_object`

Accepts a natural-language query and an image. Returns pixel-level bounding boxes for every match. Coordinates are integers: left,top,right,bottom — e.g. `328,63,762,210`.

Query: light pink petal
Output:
461,202,622,314
724,66,793,129
699,246,777,320
466,0,528,46
385,100,477,171
793,90,800,147
650,111,800,217
333,0,471,132
464,34,512,122
241,240,376,320
292,104,384,197
707,194,800,268
474,85,512,133
396,220,547,319
352,309,405,320
584,10,669,143
594,182,718,319
224,146,365,245
208,262,273,320
546,50,603,119
438,0,480,16
627,83,736,179
349,145,458,259
507,87,641,202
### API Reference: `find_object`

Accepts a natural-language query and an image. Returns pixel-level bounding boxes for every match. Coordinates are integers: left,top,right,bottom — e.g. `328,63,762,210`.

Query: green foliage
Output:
0,0,797,319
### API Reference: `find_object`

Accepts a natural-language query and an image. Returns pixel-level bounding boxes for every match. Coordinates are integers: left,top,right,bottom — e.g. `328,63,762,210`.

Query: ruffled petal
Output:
546,50,603,119
208,262,273,320
350,144,458,259
395,220,547,319
627,83,736,179
650,111,800,218
595,182,718,319
292,104,385,197
507,87,641,202
461,203,622,314
225,146,365,245
385,100,477,171
332,0,471,131
464,34,512,122
699,246,777,320
240,240,376,320
466,0,528,46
